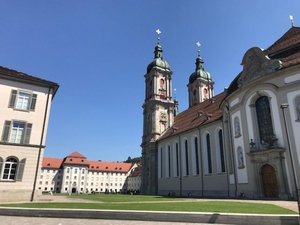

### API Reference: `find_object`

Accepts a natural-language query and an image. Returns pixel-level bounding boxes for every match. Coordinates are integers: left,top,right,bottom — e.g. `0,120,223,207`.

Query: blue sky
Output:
0,0,299,161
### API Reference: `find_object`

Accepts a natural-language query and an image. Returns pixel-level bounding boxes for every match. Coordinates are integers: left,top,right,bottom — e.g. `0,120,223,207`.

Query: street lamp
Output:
280,103,300,217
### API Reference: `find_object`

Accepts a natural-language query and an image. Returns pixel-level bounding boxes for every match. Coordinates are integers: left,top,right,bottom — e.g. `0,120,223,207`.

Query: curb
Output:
0,207,299,225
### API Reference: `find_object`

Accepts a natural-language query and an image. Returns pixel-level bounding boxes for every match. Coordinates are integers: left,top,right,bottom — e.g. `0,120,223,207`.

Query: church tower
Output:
141,30,176,194
188,43,214,107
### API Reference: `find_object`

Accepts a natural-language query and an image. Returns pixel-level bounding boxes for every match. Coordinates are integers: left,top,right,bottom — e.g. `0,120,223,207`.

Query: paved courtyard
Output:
0,216,227,225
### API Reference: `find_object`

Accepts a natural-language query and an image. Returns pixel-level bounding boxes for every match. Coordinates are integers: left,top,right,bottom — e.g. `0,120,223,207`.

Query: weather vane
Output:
156,29,161,45
196,41,201,57
289,15,294,27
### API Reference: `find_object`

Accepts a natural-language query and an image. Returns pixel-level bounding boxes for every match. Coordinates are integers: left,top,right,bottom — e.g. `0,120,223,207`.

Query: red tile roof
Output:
42,157,63,169
159,92,226,140
88,161,133,173
42,152,133,173
266,27,300,69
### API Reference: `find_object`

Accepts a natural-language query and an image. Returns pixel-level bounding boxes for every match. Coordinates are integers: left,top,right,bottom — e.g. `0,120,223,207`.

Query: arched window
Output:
219,130,226,173
0,157,3,177
175,143,179,177
255,96,274,145
2,157,18,180
167,145,171,177
194,137,200,175
206,134,212,174
185,140,189,176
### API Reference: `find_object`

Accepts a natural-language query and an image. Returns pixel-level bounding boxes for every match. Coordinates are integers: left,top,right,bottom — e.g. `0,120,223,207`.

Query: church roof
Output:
159,91,226,140
227,26,300,95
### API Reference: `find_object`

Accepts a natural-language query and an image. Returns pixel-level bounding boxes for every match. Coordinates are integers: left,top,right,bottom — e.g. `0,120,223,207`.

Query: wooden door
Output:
261,164,279,198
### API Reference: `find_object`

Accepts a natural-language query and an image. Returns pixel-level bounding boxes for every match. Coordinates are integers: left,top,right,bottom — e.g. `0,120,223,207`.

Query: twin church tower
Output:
141,31,214,194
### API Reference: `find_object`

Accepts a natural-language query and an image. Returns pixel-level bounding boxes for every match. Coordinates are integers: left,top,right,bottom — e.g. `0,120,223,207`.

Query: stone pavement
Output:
0,216,226,225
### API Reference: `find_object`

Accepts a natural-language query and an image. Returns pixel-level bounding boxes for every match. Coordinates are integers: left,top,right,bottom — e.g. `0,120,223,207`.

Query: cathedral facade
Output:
141,26,300,200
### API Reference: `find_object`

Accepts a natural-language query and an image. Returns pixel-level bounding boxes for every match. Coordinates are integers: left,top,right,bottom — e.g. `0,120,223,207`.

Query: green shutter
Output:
0,157,3,178
16,158,26,181
9,90,17,108
24,123,32,144
30,94,37,111
1,121,11,142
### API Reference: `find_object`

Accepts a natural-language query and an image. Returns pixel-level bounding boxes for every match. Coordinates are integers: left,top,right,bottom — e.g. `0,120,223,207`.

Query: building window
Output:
176,143,179,177
1,157,25,181
160,147,163,178
185,140,189,176
1,121,32,144
9,90,37,111
206,134,212,174
168,145,171,177
194,137,199,175
219,130,226,173
255,96,274,145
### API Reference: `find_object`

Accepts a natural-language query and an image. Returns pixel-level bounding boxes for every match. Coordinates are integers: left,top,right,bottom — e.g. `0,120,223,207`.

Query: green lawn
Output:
68,194,180,202
1,199,296,214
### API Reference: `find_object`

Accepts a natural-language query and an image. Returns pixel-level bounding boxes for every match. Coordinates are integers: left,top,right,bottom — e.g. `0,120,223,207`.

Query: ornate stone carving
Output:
238,47,282,88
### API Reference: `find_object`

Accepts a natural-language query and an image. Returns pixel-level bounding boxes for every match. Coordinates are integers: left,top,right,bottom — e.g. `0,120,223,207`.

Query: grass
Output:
0,194,296,214
67,194,180,202
1,201,295,214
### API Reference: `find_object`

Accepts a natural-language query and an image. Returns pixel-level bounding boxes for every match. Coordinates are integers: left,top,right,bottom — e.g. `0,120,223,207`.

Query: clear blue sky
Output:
1,0,299,161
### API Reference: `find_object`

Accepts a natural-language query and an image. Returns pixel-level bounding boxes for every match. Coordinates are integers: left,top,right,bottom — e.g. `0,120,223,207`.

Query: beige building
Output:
39,151,136,194
125,163,142,193
0,66,59,202
142,26,300,200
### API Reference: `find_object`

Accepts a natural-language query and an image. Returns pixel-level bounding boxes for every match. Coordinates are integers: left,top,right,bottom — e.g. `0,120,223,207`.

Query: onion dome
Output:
189,56,211,84
147,44,170,73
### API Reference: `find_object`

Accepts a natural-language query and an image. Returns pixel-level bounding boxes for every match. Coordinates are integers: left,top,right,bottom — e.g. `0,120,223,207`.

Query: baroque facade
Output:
39,151,136,194
141,26,300,200
0,66,59,202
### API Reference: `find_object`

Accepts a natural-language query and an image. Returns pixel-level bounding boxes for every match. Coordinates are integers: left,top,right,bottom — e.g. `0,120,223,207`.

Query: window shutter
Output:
16,158,26,181
1,121,11,142
0,157,3,177
9,90,17,108
30,94,37,111
24,123,32,144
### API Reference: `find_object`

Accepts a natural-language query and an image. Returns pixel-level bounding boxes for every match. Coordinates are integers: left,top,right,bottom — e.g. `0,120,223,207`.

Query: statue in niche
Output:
234,117,241,137
296,98,300,121
237,147,245,169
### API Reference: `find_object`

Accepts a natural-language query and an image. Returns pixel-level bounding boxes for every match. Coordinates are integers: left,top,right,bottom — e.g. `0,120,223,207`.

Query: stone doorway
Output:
261,164,279,198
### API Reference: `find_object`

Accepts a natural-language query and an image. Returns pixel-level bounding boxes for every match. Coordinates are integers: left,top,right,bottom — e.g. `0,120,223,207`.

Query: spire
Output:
154,28,163,59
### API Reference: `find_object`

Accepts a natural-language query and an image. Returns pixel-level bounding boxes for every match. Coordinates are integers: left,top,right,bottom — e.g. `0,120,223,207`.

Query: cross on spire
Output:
196,41,201,57
156,29,161,45
289,15,294,27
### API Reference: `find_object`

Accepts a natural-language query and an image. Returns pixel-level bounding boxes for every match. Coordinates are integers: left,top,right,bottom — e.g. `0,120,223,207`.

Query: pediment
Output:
237,47,282,88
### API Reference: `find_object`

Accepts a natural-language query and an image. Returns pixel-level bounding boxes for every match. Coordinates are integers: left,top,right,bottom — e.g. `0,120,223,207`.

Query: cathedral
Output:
141,26,300,200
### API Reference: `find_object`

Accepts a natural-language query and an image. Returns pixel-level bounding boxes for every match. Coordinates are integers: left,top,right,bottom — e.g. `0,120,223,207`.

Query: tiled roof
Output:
42,151,133,173
42,157,63,169
266,27,300,68
0,66,59,97
66,151,87,159
159,92,226,140
88,161,133,173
